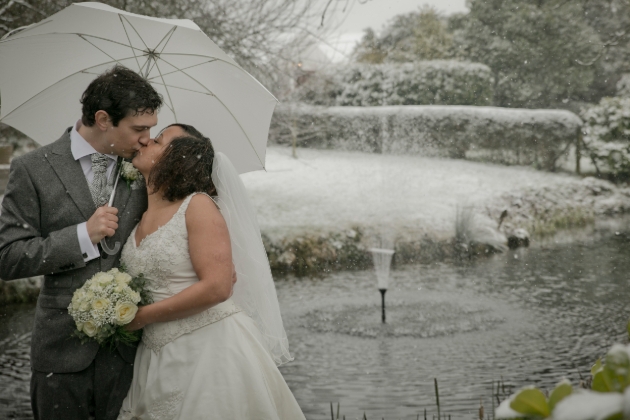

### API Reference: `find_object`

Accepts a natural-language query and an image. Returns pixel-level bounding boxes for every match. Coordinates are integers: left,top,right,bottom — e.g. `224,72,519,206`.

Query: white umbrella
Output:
0,2,277,174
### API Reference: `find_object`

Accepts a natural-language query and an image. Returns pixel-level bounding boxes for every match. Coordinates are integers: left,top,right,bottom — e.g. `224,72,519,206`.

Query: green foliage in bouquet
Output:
68,266,152,351
122,264,152,307
71,323,141,351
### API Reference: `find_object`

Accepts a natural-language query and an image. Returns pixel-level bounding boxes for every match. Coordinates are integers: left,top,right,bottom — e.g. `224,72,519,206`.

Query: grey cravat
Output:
89,153,110,207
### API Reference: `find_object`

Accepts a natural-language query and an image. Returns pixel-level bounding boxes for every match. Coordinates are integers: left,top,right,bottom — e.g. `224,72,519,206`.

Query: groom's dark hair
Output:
80,65,162,127
149,132,217,201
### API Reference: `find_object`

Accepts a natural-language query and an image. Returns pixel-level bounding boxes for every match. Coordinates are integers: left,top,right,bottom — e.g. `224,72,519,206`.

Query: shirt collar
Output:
70,120,117,161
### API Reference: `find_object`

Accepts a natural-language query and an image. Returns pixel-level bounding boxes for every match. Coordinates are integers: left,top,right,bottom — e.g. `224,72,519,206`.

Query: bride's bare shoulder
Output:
185,193,225,228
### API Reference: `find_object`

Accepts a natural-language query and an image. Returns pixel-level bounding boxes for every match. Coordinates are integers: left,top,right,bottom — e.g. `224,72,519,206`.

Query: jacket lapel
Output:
46,132,96,221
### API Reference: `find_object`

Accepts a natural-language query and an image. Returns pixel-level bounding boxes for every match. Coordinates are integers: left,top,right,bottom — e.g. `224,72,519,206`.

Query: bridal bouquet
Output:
68,266,151,348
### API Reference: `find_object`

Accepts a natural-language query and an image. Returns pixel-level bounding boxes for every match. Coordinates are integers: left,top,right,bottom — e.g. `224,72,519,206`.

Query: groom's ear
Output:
94,110,111,132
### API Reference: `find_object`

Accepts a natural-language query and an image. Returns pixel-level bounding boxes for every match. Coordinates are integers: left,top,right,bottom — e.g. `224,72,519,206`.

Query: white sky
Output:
337,0,468,34
311,0,468,63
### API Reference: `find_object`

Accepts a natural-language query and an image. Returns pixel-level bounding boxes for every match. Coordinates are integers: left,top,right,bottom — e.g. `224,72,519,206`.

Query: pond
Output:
1,222,630,419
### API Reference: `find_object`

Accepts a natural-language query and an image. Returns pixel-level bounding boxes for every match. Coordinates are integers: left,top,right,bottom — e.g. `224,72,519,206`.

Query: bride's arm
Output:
126,194,234,331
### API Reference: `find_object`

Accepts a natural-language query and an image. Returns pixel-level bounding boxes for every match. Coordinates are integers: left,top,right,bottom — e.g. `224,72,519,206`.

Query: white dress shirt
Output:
70,120,118,262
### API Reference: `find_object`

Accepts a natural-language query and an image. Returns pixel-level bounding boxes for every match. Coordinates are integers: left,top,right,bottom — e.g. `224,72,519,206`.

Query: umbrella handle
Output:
99,158,122,256
100,237,121,255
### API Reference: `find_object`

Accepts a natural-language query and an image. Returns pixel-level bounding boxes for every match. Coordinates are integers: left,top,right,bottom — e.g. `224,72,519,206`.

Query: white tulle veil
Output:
211,152,293,366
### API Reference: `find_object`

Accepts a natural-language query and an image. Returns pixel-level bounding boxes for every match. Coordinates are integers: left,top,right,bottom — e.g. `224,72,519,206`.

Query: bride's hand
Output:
125,306,147,332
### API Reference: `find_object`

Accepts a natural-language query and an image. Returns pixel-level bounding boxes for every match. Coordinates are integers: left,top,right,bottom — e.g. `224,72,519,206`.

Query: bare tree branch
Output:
12,0,45,16
551,0,572,10
320,0,334,27
577,30,627,66
0,0,357,96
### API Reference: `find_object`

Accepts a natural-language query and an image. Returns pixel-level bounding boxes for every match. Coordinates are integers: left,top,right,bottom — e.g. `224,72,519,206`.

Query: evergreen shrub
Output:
297,61,494,107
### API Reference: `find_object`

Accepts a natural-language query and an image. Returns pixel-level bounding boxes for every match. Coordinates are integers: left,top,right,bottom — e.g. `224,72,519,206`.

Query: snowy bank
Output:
243,147,630,274
244,147,611,238
270,104,582,171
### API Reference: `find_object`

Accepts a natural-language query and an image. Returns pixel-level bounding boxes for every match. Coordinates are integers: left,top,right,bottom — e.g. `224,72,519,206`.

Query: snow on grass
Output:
242,146,583,239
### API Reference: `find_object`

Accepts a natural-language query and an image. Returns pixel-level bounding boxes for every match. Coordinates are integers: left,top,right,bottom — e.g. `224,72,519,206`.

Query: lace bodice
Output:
120,193,241,353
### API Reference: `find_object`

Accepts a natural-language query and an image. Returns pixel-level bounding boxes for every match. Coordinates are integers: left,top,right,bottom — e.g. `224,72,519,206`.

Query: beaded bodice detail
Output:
121,194,195,294
120,193,241,354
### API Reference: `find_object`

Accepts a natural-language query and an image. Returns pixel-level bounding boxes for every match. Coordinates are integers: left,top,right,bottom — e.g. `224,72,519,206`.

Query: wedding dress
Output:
116,192,306,420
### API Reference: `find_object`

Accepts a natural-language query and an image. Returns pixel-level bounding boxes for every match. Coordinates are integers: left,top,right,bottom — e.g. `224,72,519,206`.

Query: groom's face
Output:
104,111,158,158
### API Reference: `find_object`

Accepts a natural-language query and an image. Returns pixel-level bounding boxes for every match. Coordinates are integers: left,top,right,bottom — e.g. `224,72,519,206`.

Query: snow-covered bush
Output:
616,74,630,97
0,123,37,157
270,104,582,171
295,61,494,107
581,97,630,177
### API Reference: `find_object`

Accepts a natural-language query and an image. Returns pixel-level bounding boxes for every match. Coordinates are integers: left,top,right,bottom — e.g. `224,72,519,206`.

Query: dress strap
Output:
177,192,216,216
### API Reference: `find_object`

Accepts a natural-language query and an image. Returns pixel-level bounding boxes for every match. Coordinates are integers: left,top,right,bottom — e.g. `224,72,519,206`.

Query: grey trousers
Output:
30,347,133,420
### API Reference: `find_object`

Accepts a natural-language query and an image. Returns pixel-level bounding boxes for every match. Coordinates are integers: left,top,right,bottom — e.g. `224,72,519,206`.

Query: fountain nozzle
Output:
370,247,395,324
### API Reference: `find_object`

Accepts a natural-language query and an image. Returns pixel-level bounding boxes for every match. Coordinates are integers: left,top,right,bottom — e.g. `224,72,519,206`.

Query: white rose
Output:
70,299,81,311
114,279,127,293
114,272,132,284
91,298,110,311
72,288,83,301
79,300,91,312
76,321,84,331
128,290,141,304
91,272,104,282
89,282,103,293
82,321,98,337
94,272,114,286
114,302,138,325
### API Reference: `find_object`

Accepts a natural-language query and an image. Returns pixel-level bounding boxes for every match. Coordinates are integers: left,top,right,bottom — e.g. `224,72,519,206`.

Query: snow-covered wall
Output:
270,104,583,171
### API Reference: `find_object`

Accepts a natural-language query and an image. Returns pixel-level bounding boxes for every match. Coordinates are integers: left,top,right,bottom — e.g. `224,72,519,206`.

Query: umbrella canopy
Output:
0,2,277,173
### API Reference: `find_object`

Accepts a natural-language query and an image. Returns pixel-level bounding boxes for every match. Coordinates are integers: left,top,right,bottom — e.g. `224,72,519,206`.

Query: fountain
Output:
369,247,395,323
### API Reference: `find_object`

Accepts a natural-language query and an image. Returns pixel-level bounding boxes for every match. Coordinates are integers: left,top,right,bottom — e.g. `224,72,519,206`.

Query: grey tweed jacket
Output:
0,129,147,373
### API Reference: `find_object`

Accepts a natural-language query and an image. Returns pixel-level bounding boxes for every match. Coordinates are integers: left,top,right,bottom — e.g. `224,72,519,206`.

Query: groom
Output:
0,66,162,420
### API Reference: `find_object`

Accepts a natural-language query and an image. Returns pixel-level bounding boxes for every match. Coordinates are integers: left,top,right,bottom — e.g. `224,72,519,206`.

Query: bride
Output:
117,123,305,420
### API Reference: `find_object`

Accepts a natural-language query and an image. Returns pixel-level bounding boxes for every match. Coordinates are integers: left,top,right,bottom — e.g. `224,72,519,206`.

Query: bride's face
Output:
132,125,187,174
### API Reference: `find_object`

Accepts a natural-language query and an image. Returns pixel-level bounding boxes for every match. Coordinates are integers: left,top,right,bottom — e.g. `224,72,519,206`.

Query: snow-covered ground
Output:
242,146,593,239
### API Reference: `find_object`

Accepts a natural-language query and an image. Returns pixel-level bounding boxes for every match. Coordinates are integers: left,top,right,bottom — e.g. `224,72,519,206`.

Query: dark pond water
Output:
2,222,630,419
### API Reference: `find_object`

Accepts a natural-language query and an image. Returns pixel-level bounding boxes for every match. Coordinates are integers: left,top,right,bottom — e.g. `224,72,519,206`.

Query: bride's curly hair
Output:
148,124,217,201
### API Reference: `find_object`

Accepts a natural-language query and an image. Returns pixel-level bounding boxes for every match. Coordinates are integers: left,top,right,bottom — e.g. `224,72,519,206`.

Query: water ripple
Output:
3,228,630,419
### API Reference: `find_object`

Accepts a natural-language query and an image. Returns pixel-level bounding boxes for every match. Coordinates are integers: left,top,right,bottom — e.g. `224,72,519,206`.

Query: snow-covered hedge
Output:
296,61,494,107
0,123,37,157
581,97,630,177
616,74,630,97
271,104,582,171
